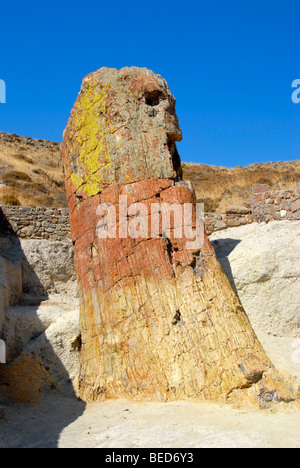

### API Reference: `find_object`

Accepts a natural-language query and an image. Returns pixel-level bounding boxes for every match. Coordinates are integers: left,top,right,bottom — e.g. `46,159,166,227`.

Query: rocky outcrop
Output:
210,221,300,384
20,239,77,299
62,66,297,406
0,132,60,150
0,219,22,333
1,302,80,402
210,221,300,339
0,222,79,403
0,240,23,334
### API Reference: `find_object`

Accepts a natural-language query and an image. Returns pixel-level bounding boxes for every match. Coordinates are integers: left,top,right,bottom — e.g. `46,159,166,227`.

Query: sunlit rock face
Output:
62,67,296,406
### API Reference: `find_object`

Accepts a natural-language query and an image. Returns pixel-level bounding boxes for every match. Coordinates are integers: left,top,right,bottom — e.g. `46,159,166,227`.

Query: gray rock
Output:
225,205,251,215
0,236,80,399
214,220,227,230
20,239,77,298
210,221,300,338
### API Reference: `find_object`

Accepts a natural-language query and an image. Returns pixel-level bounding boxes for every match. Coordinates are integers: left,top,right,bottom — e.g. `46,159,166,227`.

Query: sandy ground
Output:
0,394,299,448
1,320,299,449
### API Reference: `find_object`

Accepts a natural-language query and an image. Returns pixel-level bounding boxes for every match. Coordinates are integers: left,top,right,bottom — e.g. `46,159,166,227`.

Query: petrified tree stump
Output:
62,67,296,406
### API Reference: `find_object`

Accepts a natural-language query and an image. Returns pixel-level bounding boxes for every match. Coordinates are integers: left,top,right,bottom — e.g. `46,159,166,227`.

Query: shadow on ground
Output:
0,393,86,448
0,208,85,447
211,238,242,300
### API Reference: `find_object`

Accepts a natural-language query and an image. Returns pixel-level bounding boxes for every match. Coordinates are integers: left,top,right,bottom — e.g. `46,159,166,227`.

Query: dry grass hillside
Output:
182,161,300,212
0,132,299,211
0,132,66,207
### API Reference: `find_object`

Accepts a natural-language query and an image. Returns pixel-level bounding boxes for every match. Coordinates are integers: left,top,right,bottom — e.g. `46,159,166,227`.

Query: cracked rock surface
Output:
62,67,298,406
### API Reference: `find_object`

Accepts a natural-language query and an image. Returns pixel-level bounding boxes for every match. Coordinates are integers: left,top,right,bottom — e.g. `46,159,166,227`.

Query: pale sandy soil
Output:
0,394,299,448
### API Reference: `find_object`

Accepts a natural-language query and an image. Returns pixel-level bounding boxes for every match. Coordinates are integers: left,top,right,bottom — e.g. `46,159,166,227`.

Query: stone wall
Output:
1,204,254,240
204,211,254,235
251,184,300,223
1,184,299,242
0,206,71,241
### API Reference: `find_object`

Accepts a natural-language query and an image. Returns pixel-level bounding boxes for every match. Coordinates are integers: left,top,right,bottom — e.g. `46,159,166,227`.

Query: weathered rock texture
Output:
211,221,300,339
1,302,80,402
0,228,80,403
62,67,297,406
210,221,300,386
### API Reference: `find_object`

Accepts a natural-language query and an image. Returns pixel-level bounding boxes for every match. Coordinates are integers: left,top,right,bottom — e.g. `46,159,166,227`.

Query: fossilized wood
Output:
62,67,296,406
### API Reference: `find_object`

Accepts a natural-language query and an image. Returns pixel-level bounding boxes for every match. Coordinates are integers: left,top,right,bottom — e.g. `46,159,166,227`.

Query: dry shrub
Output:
256,177,273,186
31,182,49,194
0,187,20,206
2,171,32,187
13,153,33,164
198,197,220,212
0,187,52,208
28,195,56,207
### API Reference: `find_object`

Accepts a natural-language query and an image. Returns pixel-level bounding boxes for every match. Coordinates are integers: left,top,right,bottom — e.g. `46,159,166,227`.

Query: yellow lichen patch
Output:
70,82,114,197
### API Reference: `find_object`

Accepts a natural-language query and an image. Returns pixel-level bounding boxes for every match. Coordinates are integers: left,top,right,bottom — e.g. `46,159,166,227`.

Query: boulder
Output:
225,205,251,215
253,184,271,194
214,220,227,230
292,199,300,212
210,221,300,339
20,239,77,299
0,225,79,402
1,303,80,401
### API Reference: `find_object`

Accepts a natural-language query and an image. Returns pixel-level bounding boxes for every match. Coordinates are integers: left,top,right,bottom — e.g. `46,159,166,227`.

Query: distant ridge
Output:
0,132,298,211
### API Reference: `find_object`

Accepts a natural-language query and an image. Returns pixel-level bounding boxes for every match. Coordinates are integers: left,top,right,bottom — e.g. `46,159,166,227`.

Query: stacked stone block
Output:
251,184,300,223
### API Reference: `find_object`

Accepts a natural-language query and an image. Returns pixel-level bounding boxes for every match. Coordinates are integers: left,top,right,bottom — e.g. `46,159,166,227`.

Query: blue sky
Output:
0,0,299,166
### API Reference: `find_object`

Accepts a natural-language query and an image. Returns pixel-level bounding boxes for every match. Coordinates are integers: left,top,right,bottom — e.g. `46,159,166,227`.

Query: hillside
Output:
0,132,66,207
0,132,299,211
182,161,300,212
